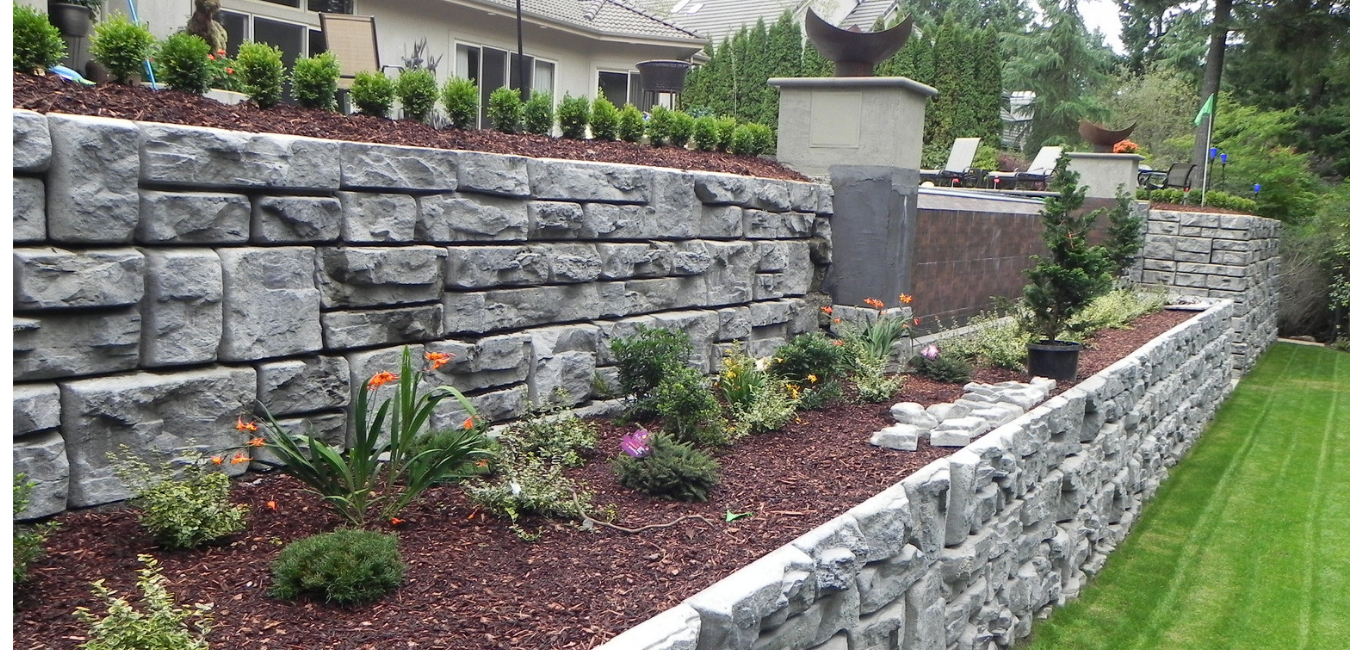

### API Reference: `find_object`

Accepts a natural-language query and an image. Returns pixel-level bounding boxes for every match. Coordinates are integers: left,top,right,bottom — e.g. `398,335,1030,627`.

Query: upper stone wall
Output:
10,110,834,518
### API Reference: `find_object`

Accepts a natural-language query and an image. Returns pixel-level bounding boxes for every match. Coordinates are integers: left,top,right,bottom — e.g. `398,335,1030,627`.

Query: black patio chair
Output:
1139,163,1196,191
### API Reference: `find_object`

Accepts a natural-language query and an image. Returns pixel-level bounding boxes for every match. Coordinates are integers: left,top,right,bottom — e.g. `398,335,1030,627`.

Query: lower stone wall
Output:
601,300,1235,650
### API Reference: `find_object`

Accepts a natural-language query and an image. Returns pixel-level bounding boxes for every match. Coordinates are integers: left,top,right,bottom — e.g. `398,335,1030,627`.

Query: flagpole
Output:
1201,114,1213,206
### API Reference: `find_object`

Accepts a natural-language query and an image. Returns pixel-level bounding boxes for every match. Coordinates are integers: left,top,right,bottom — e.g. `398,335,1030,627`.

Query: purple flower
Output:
921,344,940,360
620,428,651,458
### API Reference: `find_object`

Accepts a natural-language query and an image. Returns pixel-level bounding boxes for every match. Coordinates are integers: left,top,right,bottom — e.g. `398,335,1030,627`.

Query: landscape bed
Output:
14,309,1194,650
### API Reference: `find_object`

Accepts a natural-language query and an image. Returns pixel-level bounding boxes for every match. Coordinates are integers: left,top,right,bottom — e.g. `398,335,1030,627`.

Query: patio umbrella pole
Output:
125,0,158,90
515,0,527,100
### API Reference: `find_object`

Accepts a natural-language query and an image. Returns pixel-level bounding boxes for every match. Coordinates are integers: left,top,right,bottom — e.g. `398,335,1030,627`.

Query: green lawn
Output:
1021,342,1349,650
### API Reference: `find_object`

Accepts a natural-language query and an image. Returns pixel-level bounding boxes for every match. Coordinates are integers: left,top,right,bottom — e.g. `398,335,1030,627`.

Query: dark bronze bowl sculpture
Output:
804,8,914,77
1078,119,1138,153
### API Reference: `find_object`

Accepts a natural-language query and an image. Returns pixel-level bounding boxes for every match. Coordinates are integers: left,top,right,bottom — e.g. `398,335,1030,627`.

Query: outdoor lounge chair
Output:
1138,163,1196,191
319,14,402,91
1011,146,1064,190
937,137,982,187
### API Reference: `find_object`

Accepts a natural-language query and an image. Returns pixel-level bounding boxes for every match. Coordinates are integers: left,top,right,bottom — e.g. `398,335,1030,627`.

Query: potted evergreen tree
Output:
1022,156,1114,380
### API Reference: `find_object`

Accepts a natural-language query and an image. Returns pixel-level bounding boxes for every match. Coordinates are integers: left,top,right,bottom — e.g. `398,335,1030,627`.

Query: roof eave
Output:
449,0,707,49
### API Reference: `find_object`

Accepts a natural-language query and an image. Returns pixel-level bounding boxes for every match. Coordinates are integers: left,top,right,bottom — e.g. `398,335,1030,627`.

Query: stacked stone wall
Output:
601,300,1236,650
11,111,833,518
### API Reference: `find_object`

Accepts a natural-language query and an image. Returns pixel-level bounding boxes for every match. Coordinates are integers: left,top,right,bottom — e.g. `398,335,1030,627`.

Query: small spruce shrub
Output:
270,530,406,605
351,71,396,117
613,431,720,502
522,91,554,135
557,92,590,139
74,554,212,650
396,68,438,122
909,352,973,384
13,5,66,74
291,51,340,111
110,447,249,550
1104,190,1145,276
692,116,720,151
715,116,738,152
770,332,852,383
669,110,696,148
610,325,694,400
440,77,479,128
487,86,523,133
90,14,156,85
646,106,675,146
590,95,620,141
155,32,212,95
653,364,727,447
235,41,285,108
617,103,645,143
14,475,59,585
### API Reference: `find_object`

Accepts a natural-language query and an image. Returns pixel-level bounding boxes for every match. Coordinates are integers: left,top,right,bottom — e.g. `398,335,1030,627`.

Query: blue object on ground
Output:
48,66,96,86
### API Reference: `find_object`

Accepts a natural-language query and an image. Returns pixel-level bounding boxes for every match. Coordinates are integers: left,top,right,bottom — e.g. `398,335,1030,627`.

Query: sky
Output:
1080,0,1127,53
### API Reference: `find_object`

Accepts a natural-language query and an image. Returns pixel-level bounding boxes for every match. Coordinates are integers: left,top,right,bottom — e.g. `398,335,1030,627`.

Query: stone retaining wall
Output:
601,300,1235,650
10,110,834,518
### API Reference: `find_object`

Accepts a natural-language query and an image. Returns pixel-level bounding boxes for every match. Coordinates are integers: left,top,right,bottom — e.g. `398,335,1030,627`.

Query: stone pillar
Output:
1065,152,1144,199
822,166,920,307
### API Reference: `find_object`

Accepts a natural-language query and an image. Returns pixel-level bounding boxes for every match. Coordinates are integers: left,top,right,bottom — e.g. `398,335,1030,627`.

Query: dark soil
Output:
13,309,1195,650
11,72,807,182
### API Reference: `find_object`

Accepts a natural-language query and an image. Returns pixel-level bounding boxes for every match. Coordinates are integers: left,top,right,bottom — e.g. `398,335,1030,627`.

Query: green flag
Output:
1193,93,1215,126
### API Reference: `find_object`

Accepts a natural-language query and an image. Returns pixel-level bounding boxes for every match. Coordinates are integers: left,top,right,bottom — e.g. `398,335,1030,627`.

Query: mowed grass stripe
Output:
1022,343,1349,650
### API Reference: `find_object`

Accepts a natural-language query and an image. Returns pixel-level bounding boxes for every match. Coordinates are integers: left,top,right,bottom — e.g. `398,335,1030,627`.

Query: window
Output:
253,17,306,70
534,60,554,96
599,70,650,110
456,43,556,127
218,2,350,57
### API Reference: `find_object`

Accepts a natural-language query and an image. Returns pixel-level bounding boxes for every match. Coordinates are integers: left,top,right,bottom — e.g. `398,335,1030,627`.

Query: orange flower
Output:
247,437,266,448
864,298,885,310
211,456,224,465
833,318,842,324
898,294,913,304
425,351,452,371
462,416,476,430
390,517,404,526
231,452,249,465
832,340,844,346
225,67,234,74
475,459,488,468
217,49,226,56
236,417,258,432
913,318,921,326
368,371,398,388
267,501,277,510
820,306,833,315
207,54,215,61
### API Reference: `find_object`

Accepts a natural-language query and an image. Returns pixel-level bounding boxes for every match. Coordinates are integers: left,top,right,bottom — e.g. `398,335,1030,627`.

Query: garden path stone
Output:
47,114,140,243
140,249,223,367
14,247,144,310
218,247,321,361
13,383,61,437
890,403,938,429
139,122,340,190
339,141,457,191
13,177,46,242
870,424,921,451
13,109,51,172
13,431,68,519
137,190,250,243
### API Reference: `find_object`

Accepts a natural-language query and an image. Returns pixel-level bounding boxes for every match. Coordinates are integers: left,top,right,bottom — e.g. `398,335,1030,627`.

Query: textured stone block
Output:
339,141,457,191
787,182,820,212
13,431,69,519
527,201,586,238
322,304,444,349
528,159,651,203
548,244,604,283
218,247,321,361
456,151,530,196
700,205,744,239
443,284,601,334
744,210,814,239
871,424,921,451
648,169,699,234
253,411,348,468
703,242,755,306
137,190,250,243
692,172,760,206
13,110,51,172
14,247,145,309
528,324,599,406
14,383,61,437
339,192,418,242
579,204,657,239
13,177,46,242
670,241,714,276
317,246,447,308
597,243,672,279
598,603,700,650
256,356,350,415
445,246,550,289
13,310,140,381
418,194,529,242
717,307,751,340
684,546,817,650
430,383,530,429
140,249,223,367
425,334,531,392
60,366,257,507
251,196,343,243
47,114,140,243
139,122,340,190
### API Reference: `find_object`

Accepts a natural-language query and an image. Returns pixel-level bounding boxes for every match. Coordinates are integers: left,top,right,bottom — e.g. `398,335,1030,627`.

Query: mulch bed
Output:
14,308,1196,650
1149,202,1251,215
11,72,807,182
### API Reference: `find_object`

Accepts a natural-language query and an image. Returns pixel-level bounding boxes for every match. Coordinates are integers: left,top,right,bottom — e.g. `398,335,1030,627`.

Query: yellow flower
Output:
899,293,913,304
807,374,818,384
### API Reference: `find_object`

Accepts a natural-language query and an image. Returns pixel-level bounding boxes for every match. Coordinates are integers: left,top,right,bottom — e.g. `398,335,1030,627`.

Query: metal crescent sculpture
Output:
804,8,914,77
1078,120,1138,153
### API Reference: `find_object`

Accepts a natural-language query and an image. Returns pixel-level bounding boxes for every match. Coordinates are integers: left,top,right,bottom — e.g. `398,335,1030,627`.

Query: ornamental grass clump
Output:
13,5,66,74
108,446,249,550
522,91,554,135
590,95,620,141
487,86,523,133
612,430,721,502
90,14,155,85
440,77,478,128
557,92,590,139
74,554,212,650
270,529,406,605
291,51,340,111
351,71,396,117
155,33,212,95
396,68,438,122
235,41,285,108
617,104,645,143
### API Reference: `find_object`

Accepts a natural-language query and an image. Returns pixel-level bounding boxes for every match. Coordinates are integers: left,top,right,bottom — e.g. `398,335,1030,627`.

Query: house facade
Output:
646,0,901,47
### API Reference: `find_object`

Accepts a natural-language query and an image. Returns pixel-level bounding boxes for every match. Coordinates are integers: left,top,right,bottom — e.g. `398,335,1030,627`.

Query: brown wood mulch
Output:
11,72,807,182
1149,202,1251,215
13,309,1197,650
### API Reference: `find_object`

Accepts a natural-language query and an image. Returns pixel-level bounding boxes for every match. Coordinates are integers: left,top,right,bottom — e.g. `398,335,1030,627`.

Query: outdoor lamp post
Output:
1220,153,1228,189
1254,183,1261,197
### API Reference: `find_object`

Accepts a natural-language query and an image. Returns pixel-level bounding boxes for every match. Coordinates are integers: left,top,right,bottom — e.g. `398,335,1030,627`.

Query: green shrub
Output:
653,364,727,447
396,68,438,122
13,5,66,74
797,378,844,410
90,14,155,85
669,111,695,148
613,431,720,502
522,91,554,135
852,357,904,403
715,116,738,152
291,51,339,111
729,379,797,436
440,77,479,129
618,103,645,143
463,446,594,525
1065,286,1169,338
155,33,211,95
769,332,852,383
1105,189,1145,276
351,71,396,117
590,95,620,141
716,343,768,411
109,447,248,550
270,530,406,605
942,312,1033,371
14,475,58,585
730,123,773,156
74,554,212,650
235,40,285,108
647,106,674,146
487,86,523,133
909,352,973,384
557,92,590,139
496,395,598,468
610,325,694,400
692,116,720,151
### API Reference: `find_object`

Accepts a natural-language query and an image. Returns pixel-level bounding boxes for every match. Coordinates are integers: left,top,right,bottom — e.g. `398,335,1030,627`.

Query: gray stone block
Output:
528,159,651,203
14,247,145,309
47,114,140,243
717,307,751,340
597,243,673,279
13,110,51,172
418,194,529,242
649,169,699,234
339,141,457,191
444,284,602,334
137,190,250,243
527,201,586,238
139,122,340,190
871,424,921,451
13,431,68,519
744,210,814,239
445,246,550,289
548,243,604,283
425,334,530,393
700,205,744,239
251,196,343,243
13,177,46,242
60,366,257,507
456,151,530,197
140,249,223,367
703,242,755,306
692,172,760,206
218,247,322,361
322,304,444,349
598,603,700,650
339,192,418,242
14,383,61,437
890,403,939,429
252,411,348,468
528,324,600,406
317,246,447,308
581,203,660,239
670,241,713,276
13,310,140,381
256,356,350,416
684,546,817,650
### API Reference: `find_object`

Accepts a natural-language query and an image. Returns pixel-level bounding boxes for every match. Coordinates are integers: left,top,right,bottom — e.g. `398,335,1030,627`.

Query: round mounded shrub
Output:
590,95,620,141
351,70,395,117
522,91,554,135
487,86,523,133
291,51,340,111
270,530,406,605
236,41,285,108
13,5,66,74
396,68,438,123
617,103,645,143
557,92,590,139
441,77,478,129
155,32,211,95
89,13,155,85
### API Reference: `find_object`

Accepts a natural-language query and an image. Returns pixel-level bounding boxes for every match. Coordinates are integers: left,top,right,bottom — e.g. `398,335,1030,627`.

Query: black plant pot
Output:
1027,340,1082,381
48,2,94,37
635,60,691,94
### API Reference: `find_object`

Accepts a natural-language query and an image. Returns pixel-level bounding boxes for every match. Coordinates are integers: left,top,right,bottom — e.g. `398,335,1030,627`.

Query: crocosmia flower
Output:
621,428,652,458
368,371,398,388
921,344,940,360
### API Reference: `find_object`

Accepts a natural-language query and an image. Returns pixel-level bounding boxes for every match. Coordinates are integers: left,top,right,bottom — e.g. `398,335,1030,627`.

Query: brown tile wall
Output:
910,208,1045,324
